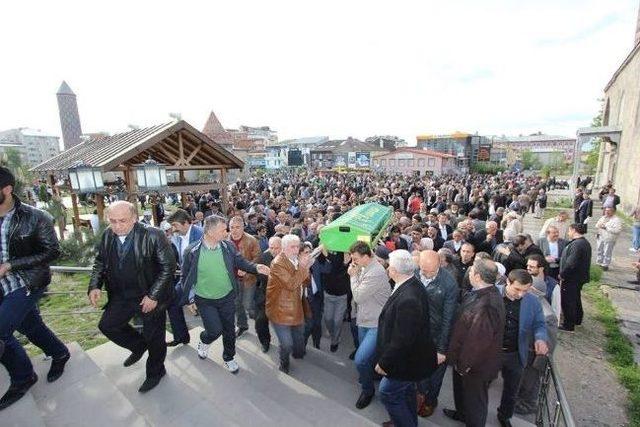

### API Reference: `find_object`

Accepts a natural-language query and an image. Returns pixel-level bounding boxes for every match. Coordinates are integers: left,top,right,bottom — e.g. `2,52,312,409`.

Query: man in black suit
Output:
472,221,504,255
537,225,567,280
576,193,593,231
443,230,465,255
375,250,437,427
437,214,453,242
559,224,592,331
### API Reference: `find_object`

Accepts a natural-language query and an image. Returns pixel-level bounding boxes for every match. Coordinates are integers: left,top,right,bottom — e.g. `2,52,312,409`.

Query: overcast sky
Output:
1,0,638,147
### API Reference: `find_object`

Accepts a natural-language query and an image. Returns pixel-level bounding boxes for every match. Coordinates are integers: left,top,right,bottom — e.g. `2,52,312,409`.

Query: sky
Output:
1,0,638,148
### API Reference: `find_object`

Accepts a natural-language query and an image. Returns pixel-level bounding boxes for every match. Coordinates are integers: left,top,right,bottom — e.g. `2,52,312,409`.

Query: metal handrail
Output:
536,357,575,427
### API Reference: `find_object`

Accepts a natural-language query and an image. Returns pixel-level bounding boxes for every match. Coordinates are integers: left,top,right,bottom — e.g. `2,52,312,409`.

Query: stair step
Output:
86,340,255,426
31,342,148,426
188,327,378,426
0,367,45,427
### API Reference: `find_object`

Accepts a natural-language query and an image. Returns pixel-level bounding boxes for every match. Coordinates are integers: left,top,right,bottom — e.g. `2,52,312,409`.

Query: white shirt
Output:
391,276,412,295
439,224,448,240
179,226,192,257
453,240,462,252
118,236,126,244
548,240,559,259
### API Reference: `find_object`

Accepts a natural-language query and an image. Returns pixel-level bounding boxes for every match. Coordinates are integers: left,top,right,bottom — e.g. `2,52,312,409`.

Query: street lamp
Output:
67,161,104,194
135,156,167,193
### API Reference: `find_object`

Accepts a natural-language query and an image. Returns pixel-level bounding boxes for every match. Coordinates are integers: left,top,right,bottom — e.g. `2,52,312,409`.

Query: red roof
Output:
377,148,455,159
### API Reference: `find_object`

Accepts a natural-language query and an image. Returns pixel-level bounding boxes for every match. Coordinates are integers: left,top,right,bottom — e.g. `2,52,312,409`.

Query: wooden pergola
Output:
31,120,244,235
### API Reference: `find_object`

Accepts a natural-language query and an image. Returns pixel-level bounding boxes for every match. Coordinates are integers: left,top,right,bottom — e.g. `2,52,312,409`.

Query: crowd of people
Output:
0,165,634,427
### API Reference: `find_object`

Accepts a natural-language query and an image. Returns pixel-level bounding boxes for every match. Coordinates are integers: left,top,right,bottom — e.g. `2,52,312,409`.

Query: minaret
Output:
56,81,83,150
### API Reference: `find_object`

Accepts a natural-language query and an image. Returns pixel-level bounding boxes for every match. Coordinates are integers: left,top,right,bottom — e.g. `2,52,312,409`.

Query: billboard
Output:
355,152,371,168
334,154,347,167
478,145,491,161
288,149,304,166
348,152,357,169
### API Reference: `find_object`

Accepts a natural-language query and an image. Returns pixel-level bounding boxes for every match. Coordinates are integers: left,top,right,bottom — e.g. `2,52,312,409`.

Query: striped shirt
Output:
0,208,26,296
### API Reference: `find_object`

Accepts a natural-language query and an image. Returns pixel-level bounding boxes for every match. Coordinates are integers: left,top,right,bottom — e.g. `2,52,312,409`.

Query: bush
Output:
472,163,506,174
58,225,106,266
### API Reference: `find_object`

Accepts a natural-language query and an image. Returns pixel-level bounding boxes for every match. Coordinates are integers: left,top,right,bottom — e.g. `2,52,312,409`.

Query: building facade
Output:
593,4,640,212
0,128,61,167
492,133,576,167
372,148,457,176
310,137,387,169
416,132,492,170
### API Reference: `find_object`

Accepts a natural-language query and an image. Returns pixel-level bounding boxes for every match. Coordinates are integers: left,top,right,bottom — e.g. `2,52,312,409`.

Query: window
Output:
398,159,405,167
418,158,425,167
389,159,396,167
408,159,415,167
428,158,435,167
380,159,386,166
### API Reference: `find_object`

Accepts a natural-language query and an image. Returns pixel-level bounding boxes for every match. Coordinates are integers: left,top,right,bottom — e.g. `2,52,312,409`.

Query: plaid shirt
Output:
0,208,26,296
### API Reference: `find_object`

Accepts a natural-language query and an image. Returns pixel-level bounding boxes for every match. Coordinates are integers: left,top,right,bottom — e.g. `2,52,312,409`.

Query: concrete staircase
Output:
1,326,536,426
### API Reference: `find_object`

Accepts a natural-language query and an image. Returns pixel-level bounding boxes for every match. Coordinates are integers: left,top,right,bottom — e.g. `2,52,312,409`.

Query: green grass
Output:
583,267,640,426
20,272,108,356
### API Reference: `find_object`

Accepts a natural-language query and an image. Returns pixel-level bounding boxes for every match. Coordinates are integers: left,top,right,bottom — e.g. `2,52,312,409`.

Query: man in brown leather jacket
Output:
443,257,506,427
228,216,261,337
266,234,311,373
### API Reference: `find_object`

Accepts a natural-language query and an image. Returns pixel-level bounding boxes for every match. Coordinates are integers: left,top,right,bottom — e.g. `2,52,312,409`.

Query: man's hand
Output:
347,262,359,277
0,263,11,278
343,253,351,265
140,296,158,313
545,255,556,263
237,270,246,277
187,303,198,316
437,352,446,365
375,363,387,376
256,264,270,275
88,289,102,308
486,233,493,241
534,339,549,355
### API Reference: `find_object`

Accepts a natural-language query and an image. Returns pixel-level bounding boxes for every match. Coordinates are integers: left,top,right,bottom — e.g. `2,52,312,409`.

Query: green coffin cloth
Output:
319,203,393,252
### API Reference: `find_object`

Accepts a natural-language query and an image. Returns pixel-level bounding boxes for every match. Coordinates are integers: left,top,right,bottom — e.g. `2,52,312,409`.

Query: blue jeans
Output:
167,283,189,342
272,323,305,365
633,224,640,250
0,287,68,384
417,362,447,406
304,292,323,348
195,291,236,361
355,326,377,396
379,377,418,427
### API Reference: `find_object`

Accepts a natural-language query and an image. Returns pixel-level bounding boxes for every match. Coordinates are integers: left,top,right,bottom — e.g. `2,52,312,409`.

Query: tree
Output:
521,150,542,170
0,148,31,196
584,99,605,174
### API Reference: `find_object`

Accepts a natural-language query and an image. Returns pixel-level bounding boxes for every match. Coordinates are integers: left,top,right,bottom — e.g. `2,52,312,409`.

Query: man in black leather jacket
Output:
0,167,69,411
88,200,176,393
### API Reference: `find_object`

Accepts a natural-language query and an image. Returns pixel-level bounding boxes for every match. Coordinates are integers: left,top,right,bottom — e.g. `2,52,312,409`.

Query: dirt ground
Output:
554,296,629,426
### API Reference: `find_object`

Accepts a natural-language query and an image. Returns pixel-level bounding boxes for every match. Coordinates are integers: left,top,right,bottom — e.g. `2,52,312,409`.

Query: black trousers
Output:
254,285,271,346
560,280,583,329
452,369,490,427
498,352,524,420
98,298,167,378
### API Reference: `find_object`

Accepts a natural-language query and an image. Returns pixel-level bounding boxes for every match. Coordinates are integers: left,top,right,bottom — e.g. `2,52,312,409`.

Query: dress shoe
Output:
355,391,374,409
602,266,609,271
330,343,339,353
167,338,190,347
382,421,394,427
497,415,513,427
349,350,356,360
47,352,71,382
628,280,640,285
236,327,248,338
123,349,146,367
138,369,166,393
279,361,290,374
0,373,38,411
443,408,465,422
558,325,574,332
261,342,270,353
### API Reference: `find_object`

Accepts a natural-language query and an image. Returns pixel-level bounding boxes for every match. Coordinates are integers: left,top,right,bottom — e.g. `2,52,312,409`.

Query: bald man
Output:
472,221,504,255
416,250,459,417
88,201,176,393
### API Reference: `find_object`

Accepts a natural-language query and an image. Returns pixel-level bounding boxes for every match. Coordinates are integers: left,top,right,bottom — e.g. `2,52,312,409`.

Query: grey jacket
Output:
350,260,391,328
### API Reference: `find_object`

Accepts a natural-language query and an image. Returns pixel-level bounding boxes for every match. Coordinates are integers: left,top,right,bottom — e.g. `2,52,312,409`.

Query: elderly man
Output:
595,207,623,271
472,221,504,255
416,250,459,417
376,250,437,427
255,236,282,352
539,210,570,240
266,234,312,373
443,258,505,427
537,225,567,280
180,215,269,373
347,241,391,410
228,215,262,336
0,168,70,410
89,201,176,393
443,230,465,255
